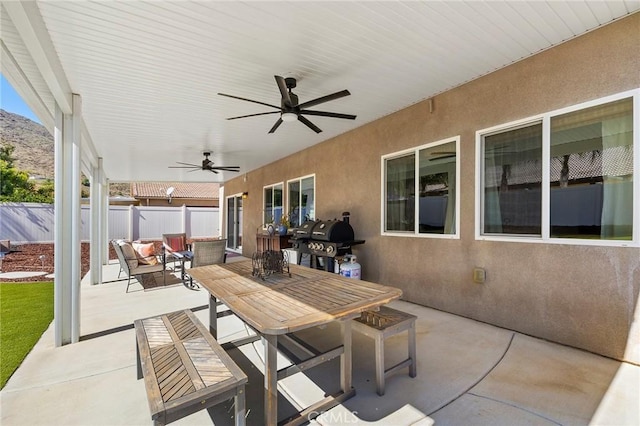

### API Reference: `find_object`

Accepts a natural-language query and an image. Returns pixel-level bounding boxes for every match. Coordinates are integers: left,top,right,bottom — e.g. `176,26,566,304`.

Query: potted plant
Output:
277,214,291,236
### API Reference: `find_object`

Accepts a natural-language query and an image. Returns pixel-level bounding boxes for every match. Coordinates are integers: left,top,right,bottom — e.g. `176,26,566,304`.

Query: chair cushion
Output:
165,235,186,252
118,241,138,269
130,263,165,275
132,242,159,265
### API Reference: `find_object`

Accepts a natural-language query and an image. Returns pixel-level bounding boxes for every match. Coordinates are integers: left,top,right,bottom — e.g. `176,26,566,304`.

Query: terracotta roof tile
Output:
131,182,220,199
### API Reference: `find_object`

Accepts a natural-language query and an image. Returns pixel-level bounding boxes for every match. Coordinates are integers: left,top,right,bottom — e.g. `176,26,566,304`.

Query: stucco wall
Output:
223,14,640,362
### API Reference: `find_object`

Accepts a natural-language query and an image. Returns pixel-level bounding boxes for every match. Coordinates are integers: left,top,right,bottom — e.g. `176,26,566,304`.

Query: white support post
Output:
70,94,82,343
90,157,103,285
54,103,72,346
219,186,225,238
102,178,109,265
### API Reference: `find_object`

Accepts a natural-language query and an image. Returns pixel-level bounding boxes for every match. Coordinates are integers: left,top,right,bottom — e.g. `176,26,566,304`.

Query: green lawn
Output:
1,282,54,389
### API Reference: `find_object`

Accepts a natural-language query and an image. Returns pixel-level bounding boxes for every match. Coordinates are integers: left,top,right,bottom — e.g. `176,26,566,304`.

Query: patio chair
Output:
162,233,192,271
111,240,166,293
187,239,227,288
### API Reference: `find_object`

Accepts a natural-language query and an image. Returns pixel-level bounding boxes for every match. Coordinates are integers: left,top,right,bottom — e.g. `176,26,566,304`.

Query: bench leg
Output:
375,333,385,396
235,385,246,426
409,322,417,378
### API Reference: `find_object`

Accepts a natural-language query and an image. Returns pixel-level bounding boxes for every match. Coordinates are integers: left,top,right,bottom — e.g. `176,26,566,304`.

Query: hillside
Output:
0,109,54,178
0,109,130,195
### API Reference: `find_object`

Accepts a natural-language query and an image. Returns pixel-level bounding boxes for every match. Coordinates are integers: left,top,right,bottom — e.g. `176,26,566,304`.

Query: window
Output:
550,98,633,240
478,91,637,245
263,183,283,225
288,175,315,228
483,123,542,235
382,137,460,237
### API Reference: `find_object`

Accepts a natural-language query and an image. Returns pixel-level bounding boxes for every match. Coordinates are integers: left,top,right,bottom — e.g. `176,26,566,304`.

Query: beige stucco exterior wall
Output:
223,14,640,363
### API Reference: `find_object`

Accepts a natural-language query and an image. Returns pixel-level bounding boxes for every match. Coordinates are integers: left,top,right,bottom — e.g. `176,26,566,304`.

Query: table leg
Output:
340,320,353,392
181,258,186,283
263,334,278,426
209,294,218,339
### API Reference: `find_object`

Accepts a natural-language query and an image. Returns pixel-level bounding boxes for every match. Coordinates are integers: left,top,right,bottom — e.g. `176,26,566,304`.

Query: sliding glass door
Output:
226,195,243,251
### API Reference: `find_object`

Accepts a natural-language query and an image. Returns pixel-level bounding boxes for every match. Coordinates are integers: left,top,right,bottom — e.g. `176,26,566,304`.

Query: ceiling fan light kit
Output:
281,112,297,122
219,75,356,134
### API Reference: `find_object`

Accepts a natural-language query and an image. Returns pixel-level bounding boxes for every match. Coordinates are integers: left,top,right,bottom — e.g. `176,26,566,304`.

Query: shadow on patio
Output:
1,258,638,425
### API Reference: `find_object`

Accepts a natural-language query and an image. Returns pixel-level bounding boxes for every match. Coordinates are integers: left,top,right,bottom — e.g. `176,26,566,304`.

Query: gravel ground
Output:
0,241,162,283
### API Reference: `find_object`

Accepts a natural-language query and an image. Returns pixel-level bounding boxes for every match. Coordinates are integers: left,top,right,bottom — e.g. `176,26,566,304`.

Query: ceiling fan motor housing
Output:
202,152,212,167
285,77,297,89
283,93,299,111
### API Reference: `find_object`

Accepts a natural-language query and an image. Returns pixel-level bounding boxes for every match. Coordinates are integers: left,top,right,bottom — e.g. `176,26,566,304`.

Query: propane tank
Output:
340,255,361,280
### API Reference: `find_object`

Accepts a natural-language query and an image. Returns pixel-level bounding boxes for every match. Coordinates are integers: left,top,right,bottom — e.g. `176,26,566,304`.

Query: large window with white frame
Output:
288,175,315,228
382,137,460,237
478,90,638,245
263,183,283,225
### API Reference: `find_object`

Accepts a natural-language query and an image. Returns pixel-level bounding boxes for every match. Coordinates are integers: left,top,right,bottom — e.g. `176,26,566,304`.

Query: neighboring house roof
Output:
131,182,220,200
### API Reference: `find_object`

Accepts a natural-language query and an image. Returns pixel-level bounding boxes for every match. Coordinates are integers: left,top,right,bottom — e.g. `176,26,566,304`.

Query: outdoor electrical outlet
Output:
473,268,486,284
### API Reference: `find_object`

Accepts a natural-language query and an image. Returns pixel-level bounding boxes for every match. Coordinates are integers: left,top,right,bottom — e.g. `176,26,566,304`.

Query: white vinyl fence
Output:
0,203,220,243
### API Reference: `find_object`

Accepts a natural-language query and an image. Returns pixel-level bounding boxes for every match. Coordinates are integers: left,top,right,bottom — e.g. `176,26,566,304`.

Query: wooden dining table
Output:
188,260,402,426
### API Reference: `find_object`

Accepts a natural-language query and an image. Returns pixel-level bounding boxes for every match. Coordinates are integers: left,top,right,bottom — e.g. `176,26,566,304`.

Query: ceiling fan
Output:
169,152,240,174
219,75,356,134
429,151,457,161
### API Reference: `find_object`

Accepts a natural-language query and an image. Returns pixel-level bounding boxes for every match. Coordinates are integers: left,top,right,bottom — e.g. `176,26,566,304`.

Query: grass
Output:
1,281,54,389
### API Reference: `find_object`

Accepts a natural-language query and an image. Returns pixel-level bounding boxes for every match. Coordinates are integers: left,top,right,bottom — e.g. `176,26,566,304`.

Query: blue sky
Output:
1,73,41,123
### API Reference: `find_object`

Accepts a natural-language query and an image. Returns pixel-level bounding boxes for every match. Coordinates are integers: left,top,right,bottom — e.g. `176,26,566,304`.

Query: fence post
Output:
182,204,187,236
128,204,134,241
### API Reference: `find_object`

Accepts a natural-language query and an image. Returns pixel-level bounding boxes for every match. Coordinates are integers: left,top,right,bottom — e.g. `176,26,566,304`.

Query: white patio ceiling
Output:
2,1,638,183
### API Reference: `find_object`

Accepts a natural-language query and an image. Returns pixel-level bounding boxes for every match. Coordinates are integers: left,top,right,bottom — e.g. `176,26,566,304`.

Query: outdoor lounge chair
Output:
0,240,11,254
187,239,227,288
111,240,166,293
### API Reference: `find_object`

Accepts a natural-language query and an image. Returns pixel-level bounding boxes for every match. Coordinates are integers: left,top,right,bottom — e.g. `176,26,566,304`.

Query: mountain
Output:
0,109,54,178
0,109,130,196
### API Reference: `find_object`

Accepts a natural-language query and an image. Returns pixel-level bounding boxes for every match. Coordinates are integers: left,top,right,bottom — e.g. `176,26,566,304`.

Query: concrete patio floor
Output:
1,258,638,426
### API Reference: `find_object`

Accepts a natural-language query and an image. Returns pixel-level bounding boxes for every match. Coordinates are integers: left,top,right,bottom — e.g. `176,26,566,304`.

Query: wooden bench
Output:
352,306,417,396
134,309,247,425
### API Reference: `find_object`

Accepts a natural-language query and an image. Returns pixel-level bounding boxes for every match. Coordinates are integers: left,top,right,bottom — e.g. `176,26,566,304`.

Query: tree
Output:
0,143,15,167
0,143,54,203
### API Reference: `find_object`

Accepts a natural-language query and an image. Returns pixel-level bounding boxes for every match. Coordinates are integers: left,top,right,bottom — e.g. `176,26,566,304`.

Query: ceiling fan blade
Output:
218,93,280,110
300,109,356,120
275,75,293,107
168,166,200,169
268,118,283,134
212,164,240,168
298,90,351,109
174,162,200,167
430,155,456,161
211,168,240,172
298,115,322,134
226,111,280,120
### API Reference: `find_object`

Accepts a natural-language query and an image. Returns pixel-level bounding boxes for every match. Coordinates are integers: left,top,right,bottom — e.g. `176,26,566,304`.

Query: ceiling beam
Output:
3,1,73,114
0,39,54,131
